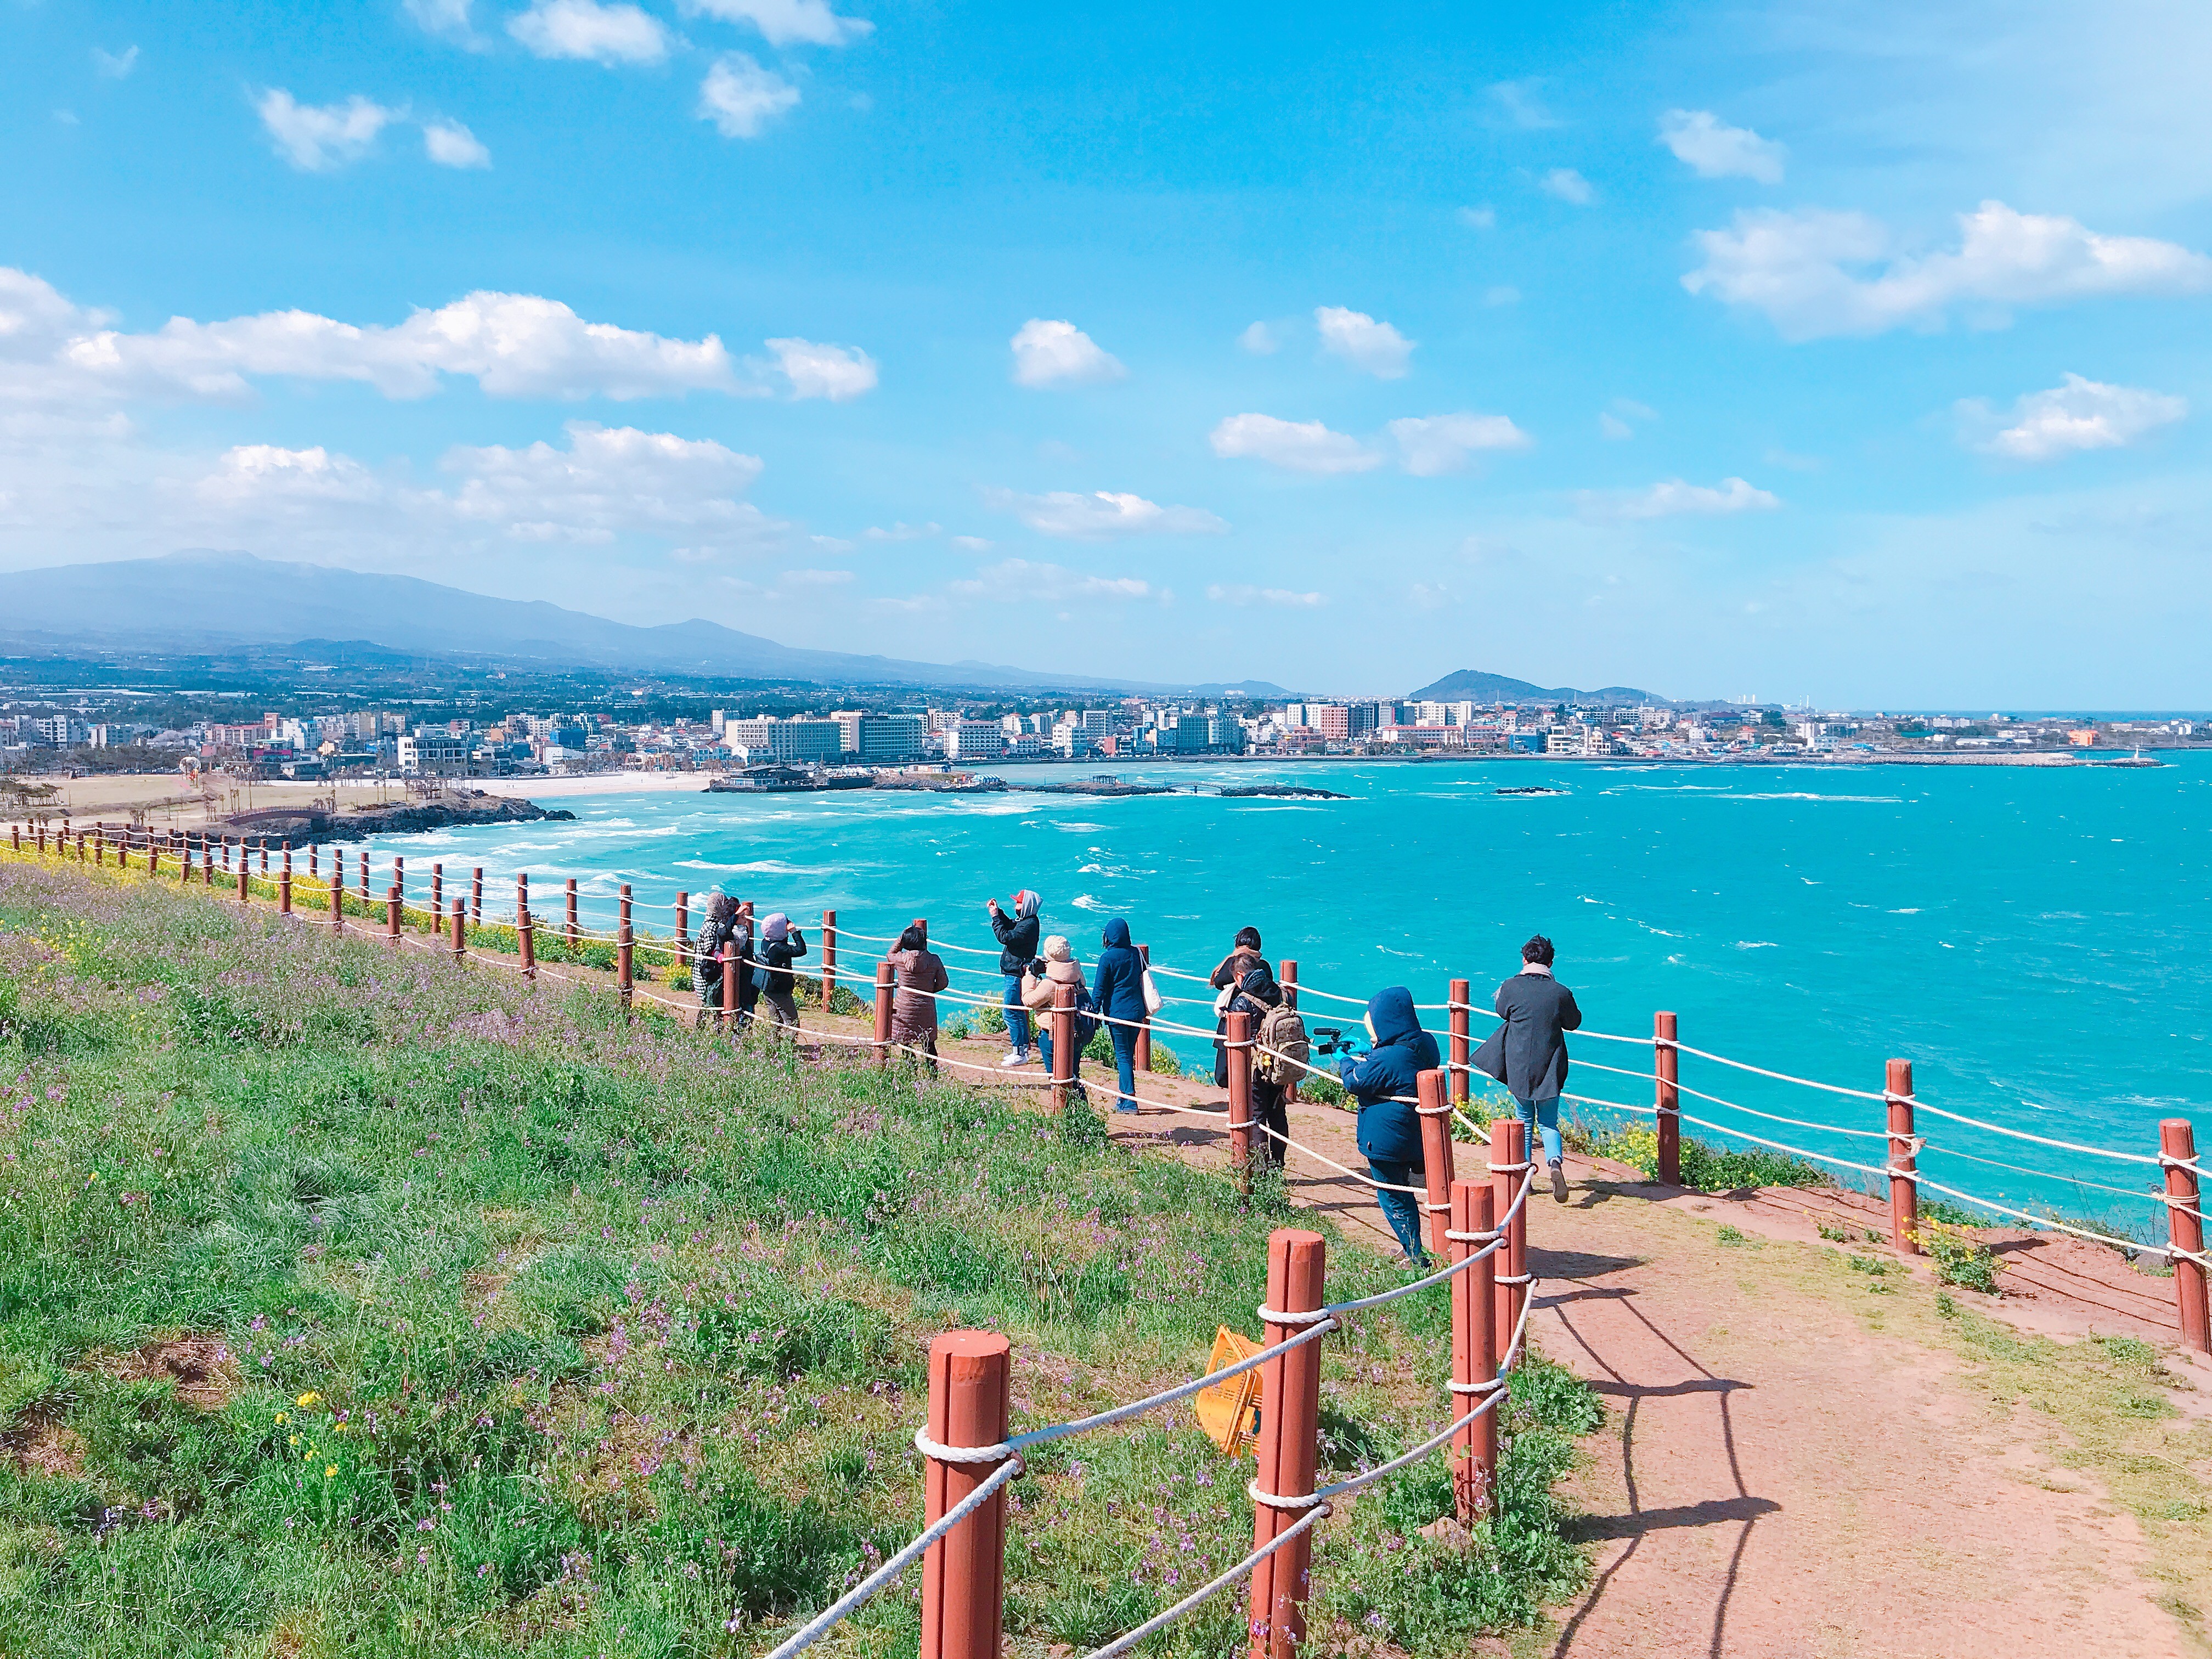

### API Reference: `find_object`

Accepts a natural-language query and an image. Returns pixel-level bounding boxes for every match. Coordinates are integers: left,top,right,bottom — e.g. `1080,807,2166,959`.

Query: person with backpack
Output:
755,911,808,1035
1210,926,1271,1086
1473,934,1583,1204
1337,986,1438,1265
988,889,1043,1068
1091,917,1148,1114
1022,935,1090,1098
691,890,737,1029
1225,964,1301,1170
885,923,949,1073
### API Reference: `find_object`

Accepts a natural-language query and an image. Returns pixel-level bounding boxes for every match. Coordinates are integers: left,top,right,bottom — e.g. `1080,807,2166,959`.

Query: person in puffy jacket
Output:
988,889,1042,1068
1091,917,1148,1114
1022,935,1088,1097
886,923,949,1073
755,911,808,1035
1338,985,1438,1264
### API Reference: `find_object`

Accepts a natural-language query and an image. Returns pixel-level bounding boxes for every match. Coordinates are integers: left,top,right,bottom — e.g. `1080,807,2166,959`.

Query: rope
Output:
1909,1098,2165,1166
1079,1505,1329,1659
1662,1040,1891,1101
758,1455,1023,1659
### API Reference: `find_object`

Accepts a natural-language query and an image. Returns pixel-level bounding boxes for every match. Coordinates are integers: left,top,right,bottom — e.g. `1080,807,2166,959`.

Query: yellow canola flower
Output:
325,1465,337,1479
288,1435,300,1447
296,1392,320,1408
274,1413,286,1425
332,1422,349,1434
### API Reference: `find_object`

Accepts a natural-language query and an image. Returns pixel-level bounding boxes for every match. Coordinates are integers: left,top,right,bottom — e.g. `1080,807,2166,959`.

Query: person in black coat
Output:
755,911,808,1035
988,889,1042,1066
1338,985,1439,1264
1091,917,1148,1113
1474,934,1583,1204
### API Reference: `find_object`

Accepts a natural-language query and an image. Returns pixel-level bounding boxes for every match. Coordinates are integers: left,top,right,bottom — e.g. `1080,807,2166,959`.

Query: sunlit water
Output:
343,755,2212,1232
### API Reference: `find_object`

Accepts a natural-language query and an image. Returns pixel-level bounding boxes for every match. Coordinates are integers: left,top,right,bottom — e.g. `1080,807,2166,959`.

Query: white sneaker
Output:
999,1052,1026,1069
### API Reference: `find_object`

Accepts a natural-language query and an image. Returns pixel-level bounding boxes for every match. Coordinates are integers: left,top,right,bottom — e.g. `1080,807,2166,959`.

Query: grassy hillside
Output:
0,856,1596,1658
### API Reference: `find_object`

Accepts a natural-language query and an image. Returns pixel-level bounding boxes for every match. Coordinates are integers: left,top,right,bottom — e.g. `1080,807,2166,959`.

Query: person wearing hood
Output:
1022,935,1088,1096
1474,934,1582,1204
1091,917,1148,1114
1224,964,1289,1169
1338,985,1440,1264
755,911,808,1035
988,889,1042,1068
886,923,949,1073
691,890,737,1029
732,902,760,1030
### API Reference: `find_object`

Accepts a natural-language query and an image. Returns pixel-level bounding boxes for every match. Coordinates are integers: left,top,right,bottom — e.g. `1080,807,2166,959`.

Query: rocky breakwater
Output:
218,789,574,844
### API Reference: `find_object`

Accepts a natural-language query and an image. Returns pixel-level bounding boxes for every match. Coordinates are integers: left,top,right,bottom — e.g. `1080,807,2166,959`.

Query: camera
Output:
1312,1026,1351,1057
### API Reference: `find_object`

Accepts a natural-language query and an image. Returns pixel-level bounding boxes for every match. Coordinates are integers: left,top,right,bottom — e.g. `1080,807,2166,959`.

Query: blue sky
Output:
3,0,2209,706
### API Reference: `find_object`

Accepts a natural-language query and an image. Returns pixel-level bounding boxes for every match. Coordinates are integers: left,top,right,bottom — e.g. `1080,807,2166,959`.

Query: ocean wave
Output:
1733,940,1779,950
674,859,823,877
1889,907,1922,915
1069,893,1118,914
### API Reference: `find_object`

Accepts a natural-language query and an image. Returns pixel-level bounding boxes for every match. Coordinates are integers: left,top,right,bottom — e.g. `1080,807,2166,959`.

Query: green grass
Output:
0,855,1599,1657
1566,1120,1831,1192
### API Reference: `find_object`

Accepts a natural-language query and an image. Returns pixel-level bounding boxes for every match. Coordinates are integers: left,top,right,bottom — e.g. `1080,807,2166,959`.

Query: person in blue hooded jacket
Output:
1338,985,1438,1264
1091,917,1148,1113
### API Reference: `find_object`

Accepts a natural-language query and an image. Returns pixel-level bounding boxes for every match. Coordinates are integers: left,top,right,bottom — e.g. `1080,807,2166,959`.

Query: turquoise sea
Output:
349,755,2212,1234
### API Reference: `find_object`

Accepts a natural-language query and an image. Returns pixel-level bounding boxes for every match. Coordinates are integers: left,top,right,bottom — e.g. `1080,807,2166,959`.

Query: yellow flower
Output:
274,1413,286,1425
288,1434,300,1447
332,1422,349,1434
296,1392,320,1408
325,1465,338,1479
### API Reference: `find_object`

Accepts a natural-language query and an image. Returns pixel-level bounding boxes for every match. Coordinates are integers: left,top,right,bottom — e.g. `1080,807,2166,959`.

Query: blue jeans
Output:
1037,1029,1081,1093
1516,1094,1563,1167
1109,1021,1139,1111
1002,974,1031,1058
1368,1158,1429,1264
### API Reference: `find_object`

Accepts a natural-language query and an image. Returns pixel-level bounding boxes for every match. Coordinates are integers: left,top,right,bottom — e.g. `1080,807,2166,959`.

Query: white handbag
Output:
1142,968,1163,1015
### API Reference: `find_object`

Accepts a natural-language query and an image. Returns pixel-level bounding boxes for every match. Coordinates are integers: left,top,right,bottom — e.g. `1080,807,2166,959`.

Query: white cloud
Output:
1387,412,1531,476
763,336,877,399
949,534,992,551
91,45,139,79
698,52,800,137
1457,205,1496,230
1207,584,1324,608
1314,306,1413,379
423,119,492,168
198,444,382,506
1238,321,1279,355
255,91,404,172
1410,581,1457,611
1579,476,1781,520
1684,200,2212,340
780,566,854,585
1600,399,1654,440
1958,372,2187,461
0,270,749,407
1209,413,1381,475
507,0,669,64
1010,319,1125,388
984,488,1228,539
1538,167,1594,205
1599,411,1633,440
862,521,939,540
969,558,1157,603
1657,109,1785,183
1488,80,1559,129
680,0,873,47
405,0,480,42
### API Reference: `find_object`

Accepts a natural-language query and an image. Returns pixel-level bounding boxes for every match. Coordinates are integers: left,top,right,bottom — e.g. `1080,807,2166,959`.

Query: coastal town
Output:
0,687,2196,785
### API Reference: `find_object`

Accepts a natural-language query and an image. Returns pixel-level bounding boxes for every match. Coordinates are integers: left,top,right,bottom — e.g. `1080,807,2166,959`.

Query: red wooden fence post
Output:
1249,1228,1325,1659
821,909,838,1012
471,866,483,926
236,857,249,904
919,1330,1012,1659
1449,978,1472,1107
1417,1067,1457,1260
1050,984,1075,1114
1227,1009,1254,1192
393,856,404,912
357,849,369,906
674,891,689,964
451,899,467,962
1133,943,1153,1077
519,905,537,981
720,944,735,1030
279,861,292,915
385,885,400,944
431,862,443,922
1886,1058,1920,1255
259,839,268,875
565,878,578,950
1450,1180,1499,1523
873,959,895,1068
328,872,342,932
617,916,633,1016
308,843,317,880
1489,1118,1529,1370
1655,1011,1681,1186
2162,1119,2210,1356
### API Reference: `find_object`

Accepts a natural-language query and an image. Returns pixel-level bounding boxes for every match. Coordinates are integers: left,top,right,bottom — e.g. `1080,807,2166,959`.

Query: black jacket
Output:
990,908,1041,975
758,929,808,992
1475,968,1582,1102
1338,986,1437,1166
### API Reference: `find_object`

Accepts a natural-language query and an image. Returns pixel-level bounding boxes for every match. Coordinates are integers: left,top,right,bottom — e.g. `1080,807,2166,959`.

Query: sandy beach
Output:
4,768,712,826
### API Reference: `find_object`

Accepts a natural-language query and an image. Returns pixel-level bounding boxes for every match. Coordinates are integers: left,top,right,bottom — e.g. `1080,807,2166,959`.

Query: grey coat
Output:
1473,970,1582,1102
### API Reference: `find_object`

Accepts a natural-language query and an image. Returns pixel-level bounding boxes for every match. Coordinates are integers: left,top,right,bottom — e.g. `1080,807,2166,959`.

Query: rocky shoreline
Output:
217,789,574,843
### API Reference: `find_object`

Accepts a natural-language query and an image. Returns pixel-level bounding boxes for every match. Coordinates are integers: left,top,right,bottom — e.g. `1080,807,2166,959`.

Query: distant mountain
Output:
0,551,1222,695
1407,668,1668,707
